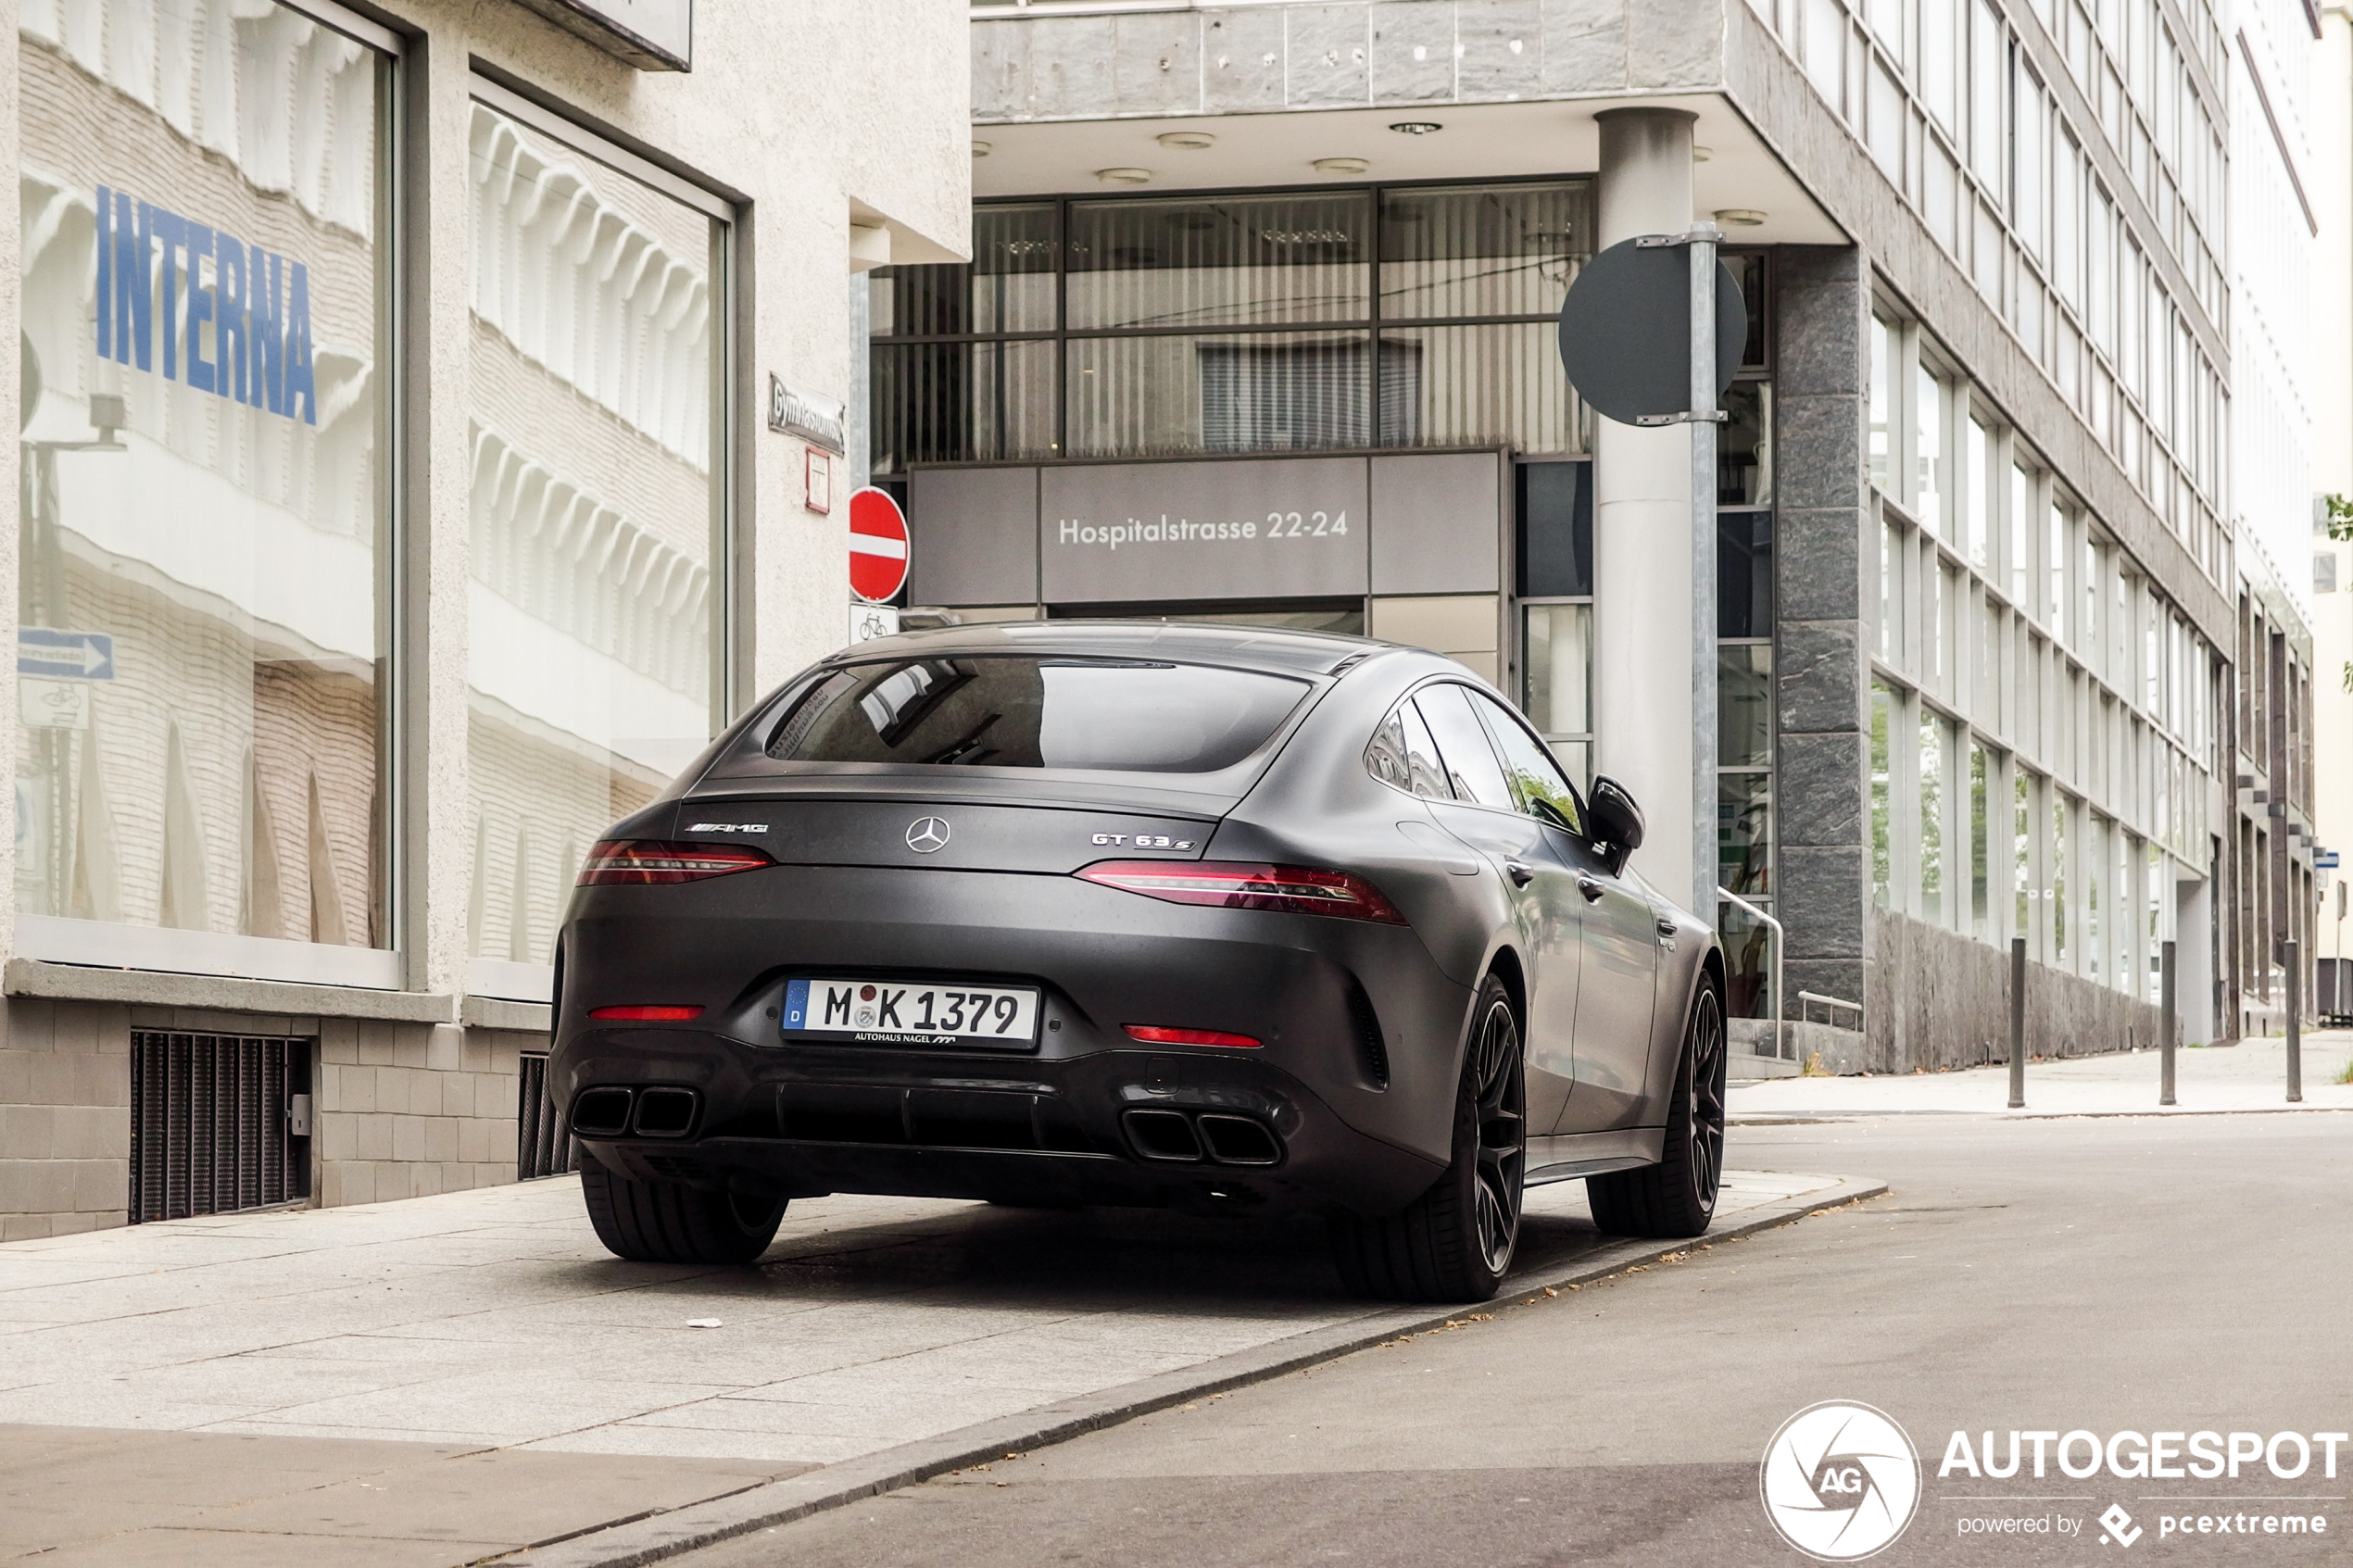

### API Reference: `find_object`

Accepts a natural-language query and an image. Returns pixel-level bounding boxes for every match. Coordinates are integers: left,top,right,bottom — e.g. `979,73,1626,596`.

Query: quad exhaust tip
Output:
569,1085,699,1140
1121,1108,1282,1167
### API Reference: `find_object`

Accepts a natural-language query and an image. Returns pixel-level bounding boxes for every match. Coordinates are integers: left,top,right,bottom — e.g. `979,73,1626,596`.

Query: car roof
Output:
821,619,1390,679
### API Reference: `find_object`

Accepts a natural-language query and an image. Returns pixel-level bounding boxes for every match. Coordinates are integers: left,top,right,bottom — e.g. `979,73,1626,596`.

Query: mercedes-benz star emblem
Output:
905,816,950,853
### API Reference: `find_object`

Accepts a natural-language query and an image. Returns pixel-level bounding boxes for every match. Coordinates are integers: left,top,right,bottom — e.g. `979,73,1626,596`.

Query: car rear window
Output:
766,656,1311,773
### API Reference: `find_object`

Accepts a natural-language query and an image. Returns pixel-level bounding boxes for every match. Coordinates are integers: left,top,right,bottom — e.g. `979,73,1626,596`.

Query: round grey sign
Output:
1556,237,1745,424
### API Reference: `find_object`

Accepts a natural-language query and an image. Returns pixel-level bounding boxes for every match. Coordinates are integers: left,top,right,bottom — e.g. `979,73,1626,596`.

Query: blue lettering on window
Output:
92,183,317,426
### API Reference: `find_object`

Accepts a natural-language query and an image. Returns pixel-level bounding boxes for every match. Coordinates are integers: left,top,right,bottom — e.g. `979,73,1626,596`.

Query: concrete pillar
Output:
1591,107,1700,911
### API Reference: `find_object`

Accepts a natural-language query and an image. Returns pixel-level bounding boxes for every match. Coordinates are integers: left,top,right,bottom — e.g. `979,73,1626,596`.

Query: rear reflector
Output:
1078,860,1405,924
589,1005,705,1022
578,840,772,885
1125,1024,1262,1048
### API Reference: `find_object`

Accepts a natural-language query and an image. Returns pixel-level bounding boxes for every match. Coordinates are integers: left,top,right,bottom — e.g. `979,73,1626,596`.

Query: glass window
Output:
467,98,724,969
1966,417,1994,568
1880,521,1904,661
2047,502,2069,637
1920,710,1945,924
1970,741,1991,940
1473,694,1583,834
1068,331,1373,458
1516,462,1592,596
1916,366,1944,533
1719,383,1772,505
2015,766,2032,952
18,3,392,968
1522,605,1591,738
769,658,1306,774
1366,699,1450,800
1378,322,1581,454
2051,793,2069,963
1719,512,1774,637
1871,684,1894,908
1719,771,1771,897
1869,314,1894,492
1066,193,1370,332
875,205,1056,336
1719,646,1773,767
1415,684,1513,809
1379,183,1588,321
872,339,1055,470
2008,466,2032,607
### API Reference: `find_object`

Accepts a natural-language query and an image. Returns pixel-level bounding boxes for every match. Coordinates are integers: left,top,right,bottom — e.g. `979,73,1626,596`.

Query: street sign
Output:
849,486,910,604
848,602,900,647
1556,236,1744,424
2320,851,2340,870
17,629,115,681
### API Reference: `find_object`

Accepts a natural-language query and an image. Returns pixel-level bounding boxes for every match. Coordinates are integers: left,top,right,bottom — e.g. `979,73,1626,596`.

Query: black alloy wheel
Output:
1328,973,1527,1302
1587,980,1726,1238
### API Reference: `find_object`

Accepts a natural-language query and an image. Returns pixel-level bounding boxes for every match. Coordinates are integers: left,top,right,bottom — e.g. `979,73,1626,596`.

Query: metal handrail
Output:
1798,990,1864,1028
1717,887,1783,1061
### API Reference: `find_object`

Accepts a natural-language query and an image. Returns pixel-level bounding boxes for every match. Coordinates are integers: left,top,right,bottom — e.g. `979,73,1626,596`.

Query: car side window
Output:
1412,684,1514,809
1470,691,1585,834
1365,699,1451,799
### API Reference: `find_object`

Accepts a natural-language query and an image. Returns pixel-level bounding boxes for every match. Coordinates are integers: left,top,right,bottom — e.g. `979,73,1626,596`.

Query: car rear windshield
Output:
765,657,1311,773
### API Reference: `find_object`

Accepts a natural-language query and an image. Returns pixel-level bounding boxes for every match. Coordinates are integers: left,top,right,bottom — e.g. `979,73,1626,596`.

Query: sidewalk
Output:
1730,1030,2353,1121
0,1166,1862,1566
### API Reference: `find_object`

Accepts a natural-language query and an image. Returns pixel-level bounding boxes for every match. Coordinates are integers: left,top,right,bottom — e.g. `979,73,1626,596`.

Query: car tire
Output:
1586,979,1726,1239
1328,973,1526,1303
579,1154,787,1264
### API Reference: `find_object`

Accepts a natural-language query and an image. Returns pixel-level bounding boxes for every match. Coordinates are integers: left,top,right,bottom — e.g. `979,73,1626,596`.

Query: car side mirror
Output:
1587,775,1645,875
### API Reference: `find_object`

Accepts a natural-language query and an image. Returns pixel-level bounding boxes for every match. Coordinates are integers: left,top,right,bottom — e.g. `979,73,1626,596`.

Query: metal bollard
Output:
2287,938,2302,1104
2008,937,2026,1110
2159,940,2176,1108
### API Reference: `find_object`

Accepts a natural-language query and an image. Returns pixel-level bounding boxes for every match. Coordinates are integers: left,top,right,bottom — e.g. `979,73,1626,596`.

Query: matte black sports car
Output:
553,621,1727,1301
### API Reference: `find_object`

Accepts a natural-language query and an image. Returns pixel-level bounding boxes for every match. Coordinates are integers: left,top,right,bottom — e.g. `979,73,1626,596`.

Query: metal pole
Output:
1689,224,1720,925
2159,939,2176,1107
2286,936,2302,1103
2008,936,2026,1109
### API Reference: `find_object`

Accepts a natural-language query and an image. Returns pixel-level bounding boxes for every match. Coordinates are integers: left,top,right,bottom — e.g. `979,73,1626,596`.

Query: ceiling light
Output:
1096,168,1153,184
1157,130,1215,149
1714,208,1768,226
971,141,991,158
1388,121,1442,135
1313,157,1369,175
1693,145,1713,162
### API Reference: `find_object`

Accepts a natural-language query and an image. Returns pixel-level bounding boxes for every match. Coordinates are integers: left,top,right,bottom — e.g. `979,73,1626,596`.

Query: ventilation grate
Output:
129,1033,309,1223
518,1054,577,1180
1346,981,1390,1090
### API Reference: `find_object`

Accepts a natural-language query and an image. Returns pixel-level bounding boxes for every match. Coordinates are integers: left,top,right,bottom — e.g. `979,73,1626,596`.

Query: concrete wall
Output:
1868,908,2165,1073
0,1000,130,1239
315,1022,526,1208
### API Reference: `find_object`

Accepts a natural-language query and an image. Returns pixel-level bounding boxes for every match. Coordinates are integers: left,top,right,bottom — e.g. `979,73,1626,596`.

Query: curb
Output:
1733,1104,2353,1124
495,1173,1886,1568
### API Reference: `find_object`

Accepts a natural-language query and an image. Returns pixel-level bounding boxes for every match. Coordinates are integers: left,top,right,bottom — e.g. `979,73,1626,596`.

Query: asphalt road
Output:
675,1110,2353,1567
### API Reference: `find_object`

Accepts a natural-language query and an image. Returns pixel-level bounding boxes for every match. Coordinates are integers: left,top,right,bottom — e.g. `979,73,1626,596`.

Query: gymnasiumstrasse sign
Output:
94,185,321,425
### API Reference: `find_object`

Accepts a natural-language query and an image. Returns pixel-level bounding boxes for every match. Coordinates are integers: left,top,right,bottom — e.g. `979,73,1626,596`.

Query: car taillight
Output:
1076,860,1405,924
589,1005,705,1022
577,839,772,885
1125,1024,1261,1048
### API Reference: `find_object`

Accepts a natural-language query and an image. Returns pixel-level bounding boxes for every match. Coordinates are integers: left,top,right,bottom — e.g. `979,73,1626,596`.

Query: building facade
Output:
4,0,969,1235
881,0,2325,1069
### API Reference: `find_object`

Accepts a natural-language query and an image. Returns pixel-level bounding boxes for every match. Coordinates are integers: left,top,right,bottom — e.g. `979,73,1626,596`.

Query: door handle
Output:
1577,876,1605,902
1655,918,1680,939
1504,859,1535,887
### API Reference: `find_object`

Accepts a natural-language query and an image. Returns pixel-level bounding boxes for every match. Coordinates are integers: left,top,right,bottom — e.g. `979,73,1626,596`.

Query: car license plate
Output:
782,978,1040,1047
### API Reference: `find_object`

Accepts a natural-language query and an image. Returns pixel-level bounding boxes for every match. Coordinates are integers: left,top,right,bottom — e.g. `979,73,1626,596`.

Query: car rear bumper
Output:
552,864,1469,1215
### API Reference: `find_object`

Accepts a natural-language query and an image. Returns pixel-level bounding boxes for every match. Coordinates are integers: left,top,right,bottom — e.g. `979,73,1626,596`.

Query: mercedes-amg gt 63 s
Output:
554,621,1728,1301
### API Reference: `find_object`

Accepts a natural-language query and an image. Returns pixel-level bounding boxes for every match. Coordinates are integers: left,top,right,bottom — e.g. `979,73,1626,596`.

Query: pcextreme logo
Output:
1761,1401,1924,1562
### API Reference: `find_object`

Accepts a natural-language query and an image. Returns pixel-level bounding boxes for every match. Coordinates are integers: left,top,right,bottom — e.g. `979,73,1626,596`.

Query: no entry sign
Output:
848,486,910,603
